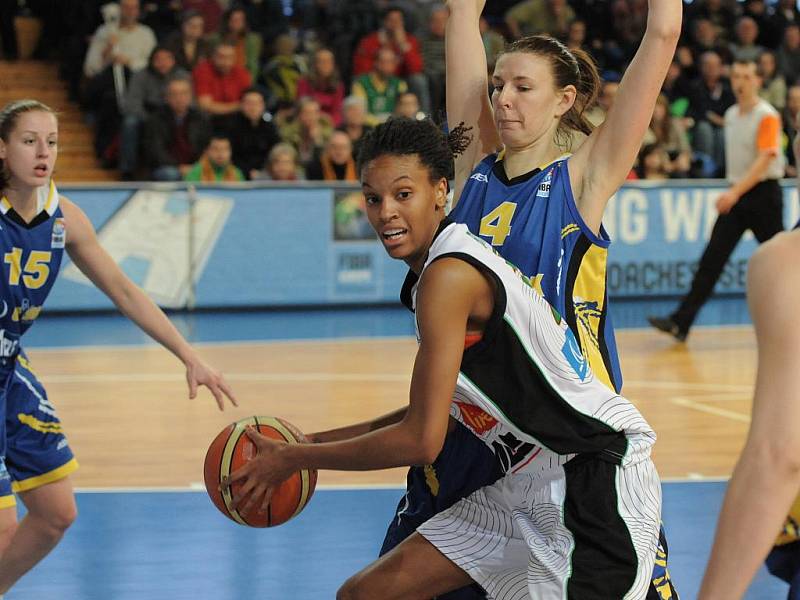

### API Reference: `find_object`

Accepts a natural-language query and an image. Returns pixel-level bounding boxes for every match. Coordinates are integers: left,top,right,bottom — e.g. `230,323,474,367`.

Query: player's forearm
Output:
283,420,439,472
310,407,408,443
699,443,800,599
110,280,195,363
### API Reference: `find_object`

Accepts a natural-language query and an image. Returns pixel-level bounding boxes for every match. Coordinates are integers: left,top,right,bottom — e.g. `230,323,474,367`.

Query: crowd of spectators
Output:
3,0,800,182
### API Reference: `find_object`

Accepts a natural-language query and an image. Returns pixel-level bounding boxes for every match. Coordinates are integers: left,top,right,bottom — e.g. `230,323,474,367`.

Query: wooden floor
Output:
28,325,756,489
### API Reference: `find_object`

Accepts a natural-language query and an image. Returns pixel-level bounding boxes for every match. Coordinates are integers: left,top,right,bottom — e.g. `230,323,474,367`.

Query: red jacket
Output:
192,59,252,104
352,31,424,77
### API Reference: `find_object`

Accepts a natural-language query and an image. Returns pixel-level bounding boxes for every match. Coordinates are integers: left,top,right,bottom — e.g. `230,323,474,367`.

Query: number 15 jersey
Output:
0,180,65,371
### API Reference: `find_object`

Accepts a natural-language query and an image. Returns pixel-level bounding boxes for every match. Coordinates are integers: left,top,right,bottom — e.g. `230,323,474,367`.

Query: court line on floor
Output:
670,396,751,423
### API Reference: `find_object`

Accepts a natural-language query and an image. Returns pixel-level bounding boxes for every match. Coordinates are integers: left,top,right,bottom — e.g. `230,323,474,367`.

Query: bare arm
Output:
61,197,236,409
309,407,408,443
446,0,502,207
226,259,491,507
570,0,681,232
699,231,800,599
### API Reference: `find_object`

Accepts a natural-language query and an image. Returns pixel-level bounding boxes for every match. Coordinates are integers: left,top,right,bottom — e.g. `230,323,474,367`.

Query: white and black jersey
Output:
402,221,661,599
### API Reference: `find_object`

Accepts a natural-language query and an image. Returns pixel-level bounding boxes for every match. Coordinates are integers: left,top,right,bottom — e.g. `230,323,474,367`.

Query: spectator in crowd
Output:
182,0,222,33
686,0,738,45
730,17,765,63
741,0,783,49
586,79,619,127
306,130,357,181
143,76,212,180
163,9,212,72
609,0,649,65
352,47,408,124
773,0,800,35
644,94,694,178
392,91,422,119
759,50,787,111
83,0,158,162
565,18,589,53
206,6,262,82
253,143,304,181
352,6,430,114
662,59,694,109
193,40,252,130
504,0,575,39
296,47,345,126
778,23,800,85
227,87,281,180
277,97,334,166
421,5,447,118
339,95,373,159
782,85,800,175
479,15,505,71
83,0,156,79
687,50,736,177
120,46,187,180
184,134,245,182
689,17,733,64
262,33,306,110
636,143,672,180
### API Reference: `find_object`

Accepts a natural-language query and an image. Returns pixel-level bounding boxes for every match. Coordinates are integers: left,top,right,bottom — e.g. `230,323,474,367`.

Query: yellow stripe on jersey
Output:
561,223,580,239
776,494,800,545
571,244,613,390
43,179,57,214
15,354,38,376
11,458,79,493
0,494,16,509
17,413,63,434
0,196,11,214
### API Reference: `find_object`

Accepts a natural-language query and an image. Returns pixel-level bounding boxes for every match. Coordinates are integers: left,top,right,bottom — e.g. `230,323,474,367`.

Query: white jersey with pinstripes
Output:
404,221,656,474
408,222,661,599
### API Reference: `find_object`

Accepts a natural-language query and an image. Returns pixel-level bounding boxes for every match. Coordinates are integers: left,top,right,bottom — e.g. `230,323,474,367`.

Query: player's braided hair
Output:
357,117,473,185
0,99,56,191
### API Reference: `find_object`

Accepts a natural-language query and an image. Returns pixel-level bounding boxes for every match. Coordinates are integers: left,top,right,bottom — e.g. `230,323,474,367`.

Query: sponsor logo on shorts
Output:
455,401,498,435
0,329,19,357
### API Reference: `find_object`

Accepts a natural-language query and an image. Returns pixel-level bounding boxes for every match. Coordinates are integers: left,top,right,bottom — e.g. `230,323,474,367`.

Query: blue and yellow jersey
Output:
0,180,65,372
450,154,622,392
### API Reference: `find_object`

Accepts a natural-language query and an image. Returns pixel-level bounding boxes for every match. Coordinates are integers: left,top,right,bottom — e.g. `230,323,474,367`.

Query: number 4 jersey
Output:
450,155,622,393
0,180,65,368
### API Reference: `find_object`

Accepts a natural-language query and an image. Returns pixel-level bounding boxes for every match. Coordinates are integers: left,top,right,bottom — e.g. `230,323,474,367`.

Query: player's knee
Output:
36,501,77,535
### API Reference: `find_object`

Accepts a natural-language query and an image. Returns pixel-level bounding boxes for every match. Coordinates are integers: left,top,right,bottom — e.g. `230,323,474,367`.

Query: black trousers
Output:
673,179,784,331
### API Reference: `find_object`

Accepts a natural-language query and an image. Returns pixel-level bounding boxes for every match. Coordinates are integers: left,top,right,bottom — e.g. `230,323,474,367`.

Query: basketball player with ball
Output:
222,117,663,600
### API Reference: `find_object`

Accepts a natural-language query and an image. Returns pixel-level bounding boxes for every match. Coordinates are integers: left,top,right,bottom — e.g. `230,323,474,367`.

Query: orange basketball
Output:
204,416,317,527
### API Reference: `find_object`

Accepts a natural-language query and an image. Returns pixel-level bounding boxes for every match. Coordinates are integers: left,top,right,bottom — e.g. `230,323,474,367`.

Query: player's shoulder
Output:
748,230,800,306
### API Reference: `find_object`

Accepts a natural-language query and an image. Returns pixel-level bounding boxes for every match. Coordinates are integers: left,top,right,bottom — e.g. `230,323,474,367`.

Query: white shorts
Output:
418,454,661,599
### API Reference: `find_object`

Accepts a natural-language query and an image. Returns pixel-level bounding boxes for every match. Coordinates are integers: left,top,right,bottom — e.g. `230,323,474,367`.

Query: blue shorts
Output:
0,354,77,508
381,421,679,600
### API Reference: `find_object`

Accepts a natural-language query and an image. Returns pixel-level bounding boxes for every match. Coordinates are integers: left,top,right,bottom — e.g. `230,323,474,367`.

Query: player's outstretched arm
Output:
699,231,800,599
308,407,409,443
446,0,501,207
570,0,681,232
60,196,237,410
224,258,489,510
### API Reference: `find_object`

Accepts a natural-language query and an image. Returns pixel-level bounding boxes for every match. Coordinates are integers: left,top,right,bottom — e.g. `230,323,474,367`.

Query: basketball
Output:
204,416,317,527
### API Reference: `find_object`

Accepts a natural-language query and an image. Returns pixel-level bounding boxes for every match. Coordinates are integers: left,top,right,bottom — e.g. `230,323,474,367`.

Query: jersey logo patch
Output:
562,328,588,381
51,218,65,249
536,168,553,198
455,401,498,434
469,172,489,183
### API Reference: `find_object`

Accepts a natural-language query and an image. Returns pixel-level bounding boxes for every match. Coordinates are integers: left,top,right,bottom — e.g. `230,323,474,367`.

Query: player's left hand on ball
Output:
185,356,238,410
222,427,292,510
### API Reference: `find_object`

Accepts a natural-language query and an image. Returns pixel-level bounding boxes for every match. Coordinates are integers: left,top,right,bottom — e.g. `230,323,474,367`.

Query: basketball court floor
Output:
6,297,788,599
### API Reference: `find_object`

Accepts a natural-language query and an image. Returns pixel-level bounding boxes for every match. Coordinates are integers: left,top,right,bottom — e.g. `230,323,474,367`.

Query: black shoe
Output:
647,315,687,342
